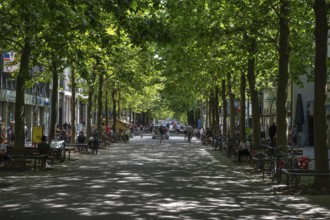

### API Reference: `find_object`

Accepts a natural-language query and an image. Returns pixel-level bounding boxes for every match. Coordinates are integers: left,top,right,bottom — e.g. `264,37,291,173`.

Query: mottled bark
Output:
222,79,227,137
112,86,117,138
214,86,220,133
48,60,59,143
240,71,246,141
14,40,31,149
70,67,76,144
246,38,261,150
97,73,103,133
86,71,96,139
227,72,235,138
313,0,330,188
276,0,290,147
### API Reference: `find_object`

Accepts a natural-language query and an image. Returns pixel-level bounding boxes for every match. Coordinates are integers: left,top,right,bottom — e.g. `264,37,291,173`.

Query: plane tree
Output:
312,0,329,189
0,0,63,149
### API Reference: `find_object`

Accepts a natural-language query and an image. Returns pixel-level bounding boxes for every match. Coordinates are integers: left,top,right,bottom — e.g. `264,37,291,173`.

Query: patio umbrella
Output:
294,93,305,132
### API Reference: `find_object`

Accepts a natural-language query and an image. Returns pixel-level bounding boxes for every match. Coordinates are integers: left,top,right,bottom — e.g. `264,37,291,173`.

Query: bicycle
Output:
250,143,280,180
251,151,267,172
102,134,111,147
225,138,238,158
286,146,303,184
267,145,303,184
212,134,222,151
269,154,285,183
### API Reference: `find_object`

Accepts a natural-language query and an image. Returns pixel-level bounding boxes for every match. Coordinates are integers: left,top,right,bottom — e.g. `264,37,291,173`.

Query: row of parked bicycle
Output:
202,133,309,185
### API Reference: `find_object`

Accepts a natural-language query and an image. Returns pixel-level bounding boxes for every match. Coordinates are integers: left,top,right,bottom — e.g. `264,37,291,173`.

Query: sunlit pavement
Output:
0,134,330,220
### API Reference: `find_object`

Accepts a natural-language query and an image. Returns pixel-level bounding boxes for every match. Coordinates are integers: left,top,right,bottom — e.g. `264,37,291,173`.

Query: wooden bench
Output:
6,147,48,170
64,147,75,160
282,169,330,186
65,143,97,154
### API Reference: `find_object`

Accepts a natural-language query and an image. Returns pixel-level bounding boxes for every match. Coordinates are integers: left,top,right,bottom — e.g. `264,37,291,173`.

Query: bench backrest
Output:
6,146,38,155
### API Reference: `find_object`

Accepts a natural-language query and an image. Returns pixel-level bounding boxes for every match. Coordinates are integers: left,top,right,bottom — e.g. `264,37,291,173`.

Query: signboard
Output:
32,126,43,144
3,52,19,73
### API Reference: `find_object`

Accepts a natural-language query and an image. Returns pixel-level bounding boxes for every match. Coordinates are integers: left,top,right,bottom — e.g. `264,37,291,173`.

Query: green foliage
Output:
0,0,321,125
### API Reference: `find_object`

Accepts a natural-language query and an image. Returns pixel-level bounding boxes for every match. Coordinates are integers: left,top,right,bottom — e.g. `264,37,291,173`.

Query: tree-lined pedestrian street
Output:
1,136,329,219
0,0,329,196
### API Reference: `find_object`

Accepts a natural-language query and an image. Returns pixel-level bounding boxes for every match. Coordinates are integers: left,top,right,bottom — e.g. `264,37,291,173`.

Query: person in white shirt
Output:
186,125,193,143
237,139,251,162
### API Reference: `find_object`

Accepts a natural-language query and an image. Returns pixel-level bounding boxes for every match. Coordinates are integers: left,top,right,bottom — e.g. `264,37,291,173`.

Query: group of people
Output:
0,135,51,168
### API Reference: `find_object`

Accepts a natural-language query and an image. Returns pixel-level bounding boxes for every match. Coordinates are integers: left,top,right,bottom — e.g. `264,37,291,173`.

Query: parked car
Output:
152,125,169,139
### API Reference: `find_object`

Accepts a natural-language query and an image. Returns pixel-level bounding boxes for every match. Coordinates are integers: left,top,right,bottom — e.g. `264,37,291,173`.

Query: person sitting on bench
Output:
38,135,51,168
0,149,11,167
77,131,86,143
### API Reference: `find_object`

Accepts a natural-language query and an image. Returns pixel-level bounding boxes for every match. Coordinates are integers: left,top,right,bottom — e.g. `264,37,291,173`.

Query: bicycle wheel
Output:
288,158,299,182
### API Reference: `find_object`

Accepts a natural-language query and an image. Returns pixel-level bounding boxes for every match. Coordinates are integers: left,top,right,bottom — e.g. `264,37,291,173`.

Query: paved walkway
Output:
0,136,330,219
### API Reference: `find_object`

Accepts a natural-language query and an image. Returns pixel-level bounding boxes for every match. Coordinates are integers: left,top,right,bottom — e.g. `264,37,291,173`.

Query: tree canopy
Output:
0,0,328,188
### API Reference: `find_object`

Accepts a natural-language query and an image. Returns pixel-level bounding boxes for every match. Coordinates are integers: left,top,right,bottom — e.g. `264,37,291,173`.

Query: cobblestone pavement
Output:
0,135,329,220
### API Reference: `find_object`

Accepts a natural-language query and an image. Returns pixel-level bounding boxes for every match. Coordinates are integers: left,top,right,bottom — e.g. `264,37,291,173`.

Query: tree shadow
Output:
0,139,329,219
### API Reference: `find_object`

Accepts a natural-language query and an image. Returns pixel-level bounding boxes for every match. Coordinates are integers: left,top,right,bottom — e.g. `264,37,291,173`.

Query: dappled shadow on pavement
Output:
0,136,329,219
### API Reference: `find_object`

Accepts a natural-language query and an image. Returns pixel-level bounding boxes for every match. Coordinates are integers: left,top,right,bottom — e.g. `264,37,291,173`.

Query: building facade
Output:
0,53,88,148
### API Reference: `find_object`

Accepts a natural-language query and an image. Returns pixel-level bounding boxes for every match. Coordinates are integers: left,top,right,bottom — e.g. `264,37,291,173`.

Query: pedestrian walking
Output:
186,125,193,143
159,124,164,144
292,125,297,146
140,125,144,138
269,122,277,144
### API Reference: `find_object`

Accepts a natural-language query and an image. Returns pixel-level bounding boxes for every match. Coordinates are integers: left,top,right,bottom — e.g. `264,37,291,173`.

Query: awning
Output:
110,119,130,131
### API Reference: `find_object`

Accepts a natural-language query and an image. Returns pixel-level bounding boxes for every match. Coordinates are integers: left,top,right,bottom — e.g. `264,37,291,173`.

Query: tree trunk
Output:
276,0,290,147
70,67,76,144
205,98,209,128
105,79,109,128
240,70,246,140
130,108,133,124
227,72,236,138
48,60,59,143
195,107,199,128
199,101,204,129
222,79,227,137
212,86,220,133
208,97,213,130
210,89,216,131
112,86,117,138
313,0,330,188
117,90,121,120
97,73,103,133
86,72,96,139
247,38,261,150
14,40,31,150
